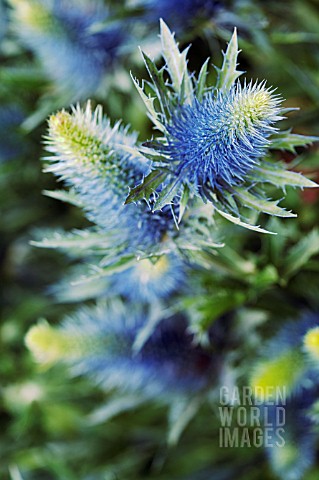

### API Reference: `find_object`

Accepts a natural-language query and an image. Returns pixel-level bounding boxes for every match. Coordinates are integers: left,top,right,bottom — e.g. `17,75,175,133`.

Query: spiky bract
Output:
125,22,317,233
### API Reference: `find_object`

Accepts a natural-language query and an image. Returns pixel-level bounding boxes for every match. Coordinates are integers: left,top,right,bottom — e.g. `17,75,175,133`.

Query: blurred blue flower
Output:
262,385,318,480
252,312,319,479
10,0,126,99
26,304,216,397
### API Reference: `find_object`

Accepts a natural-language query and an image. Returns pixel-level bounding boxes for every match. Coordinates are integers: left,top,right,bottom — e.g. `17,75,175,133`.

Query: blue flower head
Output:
126,22,318,234
25,304,216,398
9,0,126,99
166,81,282,193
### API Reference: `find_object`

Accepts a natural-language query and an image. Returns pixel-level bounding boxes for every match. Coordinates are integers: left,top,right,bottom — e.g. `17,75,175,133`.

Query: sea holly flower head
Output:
126,21,318,233
166,81,283,192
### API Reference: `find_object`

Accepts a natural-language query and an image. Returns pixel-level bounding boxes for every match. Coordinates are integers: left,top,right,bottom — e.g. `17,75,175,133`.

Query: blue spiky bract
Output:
26,304,216,398
166,81,282,196
10,0,126,98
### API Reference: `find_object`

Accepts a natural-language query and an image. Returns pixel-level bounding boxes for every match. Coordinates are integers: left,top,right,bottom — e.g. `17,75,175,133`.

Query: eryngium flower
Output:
126,23,318,233
9,0,126,99
45,102,173,252
166,82,282,193
26,305,216,397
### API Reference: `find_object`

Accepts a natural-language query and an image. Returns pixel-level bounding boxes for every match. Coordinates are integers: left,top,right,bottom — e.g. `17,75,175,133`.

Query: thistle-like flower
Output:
26,304,216,397
126,21,318,233
166,82,282,192
44,102,168,252
9,0,126,100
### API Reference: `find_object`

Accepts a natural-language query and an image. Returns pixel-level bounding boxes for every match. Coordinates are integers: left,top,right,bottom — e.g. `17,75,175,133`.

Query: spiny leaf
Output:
215,208,277,235
30,229,113,251
125,170,168,204
270,129,319,152
232,187,297,217
160,19,193,103
130,73,166,132
178,185,189,224
132,306,164,354
252,163,318,189
153,177,181,211
43,189,84,208
196,58,210,101
215,28,244,92
141,50,169,117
